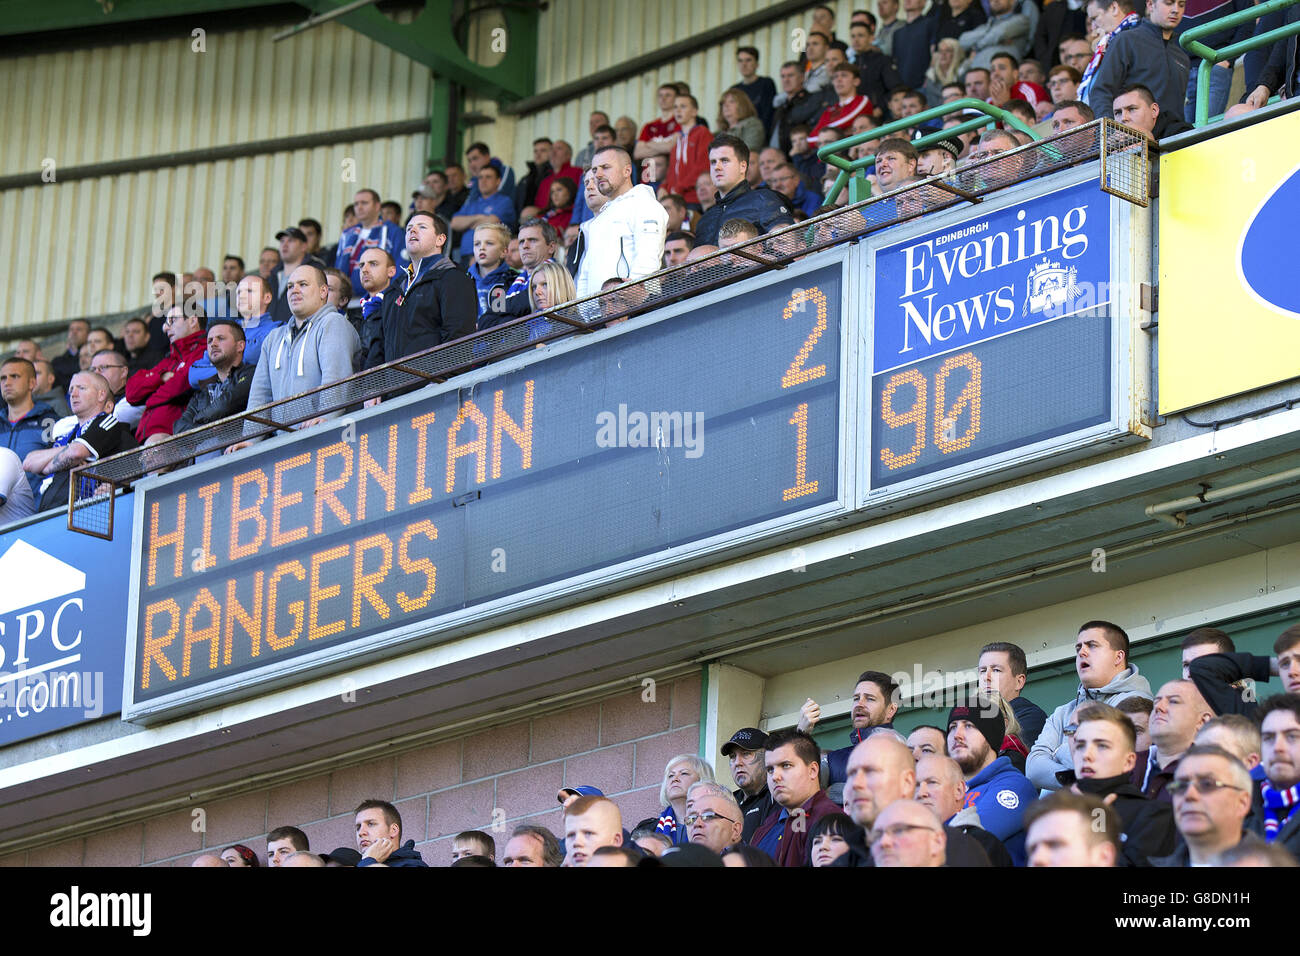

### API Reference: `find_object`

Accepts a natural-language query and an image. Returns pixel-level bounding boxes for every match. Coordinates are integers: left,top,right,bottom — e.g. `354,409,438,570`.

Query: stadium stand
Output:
2,0,1300,884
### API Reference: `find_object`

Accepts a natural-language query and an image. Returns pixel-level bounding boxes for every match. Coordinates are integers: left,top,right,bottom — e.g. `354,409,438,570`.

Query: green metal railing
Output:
818,98,1041,205
1181,0,1300,127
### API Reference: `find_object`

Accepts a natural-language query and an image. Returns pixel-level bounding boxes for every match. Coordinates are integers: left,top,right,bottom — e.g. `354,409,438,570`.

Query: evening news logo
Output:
1022,258,1079,317
0,541,104,720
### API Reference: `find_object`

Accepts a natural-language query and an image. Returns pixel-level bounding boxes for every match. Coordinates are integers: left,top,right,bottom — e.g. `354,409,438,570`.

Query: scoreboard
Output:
124,258,849,720
123,172,1147,723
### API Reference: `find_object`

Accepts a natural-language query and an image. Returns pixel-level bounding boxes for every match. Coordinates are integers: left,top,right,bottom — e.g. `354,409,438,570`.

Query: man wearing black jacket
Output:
363,212,477,370
721,727,776,843
1064,703,1177,865
1189,625,1300,719
1088,0,1189,126
695,135,793,247
848,21,903,118
514,138,553,215
173,321,255,437
770,61,834,154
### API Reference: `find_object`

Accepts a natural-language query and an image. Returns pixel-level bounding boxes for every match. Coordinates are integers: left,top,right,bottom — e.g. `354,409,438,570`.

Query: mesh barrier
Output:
68,119,1149,537
1100,121,1151,207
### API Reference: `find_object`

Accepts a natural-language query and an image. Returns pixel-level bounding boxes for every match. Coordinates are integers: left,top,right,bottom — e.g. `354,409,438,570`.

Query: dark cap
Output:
556,785,605,804
947,695,1006,755
320,846,362,866
721,727,768,757
276,226,308,242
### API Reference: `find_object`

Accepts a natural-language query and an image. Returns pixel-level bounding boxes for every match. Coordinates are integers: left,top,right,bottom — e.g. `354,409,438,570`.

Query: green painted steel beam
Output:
298,0,536,103
427,73,454,170
0,0,285,36
0,0,538,105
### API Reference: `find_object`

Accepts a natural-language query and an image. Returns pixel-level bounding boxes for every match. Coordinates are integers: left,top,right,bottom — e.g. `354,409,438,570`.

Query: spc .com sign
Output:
0,495,132,746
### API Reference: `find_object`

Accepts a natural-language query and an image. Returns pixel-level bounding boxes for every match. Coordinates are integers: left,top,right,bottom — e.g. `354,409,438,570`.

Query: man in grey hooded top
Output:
228,264,359,451
1026,620,1153,792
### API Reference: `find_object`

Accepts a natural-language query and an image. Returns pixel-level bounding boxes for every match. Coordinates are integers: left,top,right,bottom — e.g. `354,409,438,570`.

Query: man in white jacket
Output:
575,146,668,301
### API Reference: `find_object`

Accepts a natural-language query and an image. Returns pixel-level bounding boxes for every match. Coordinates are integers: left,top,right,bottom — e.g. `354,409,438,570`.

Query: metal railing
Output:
1181,0,1300,127
65,120,1149,539
819,98,1042,206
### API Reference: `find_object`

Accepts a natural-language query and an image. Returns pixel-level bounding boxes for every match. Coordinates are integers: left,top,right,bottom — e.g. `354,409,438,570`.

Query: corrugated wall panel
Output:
0,22,430,172
0,135,427,331
0,20,432,333
466,0,841,178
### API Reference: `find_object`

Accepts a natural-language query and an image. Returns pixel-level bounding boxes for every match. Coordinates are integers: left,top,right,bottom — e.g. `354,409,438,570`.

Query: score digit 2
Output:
782,287,827,502
879,352,983,471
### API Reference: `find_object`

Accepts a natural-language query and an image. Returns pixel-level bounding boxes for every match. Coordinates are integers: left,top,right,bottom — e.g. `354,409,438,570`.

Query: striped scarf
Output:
1260,780,1300,841
1078,14,1140,105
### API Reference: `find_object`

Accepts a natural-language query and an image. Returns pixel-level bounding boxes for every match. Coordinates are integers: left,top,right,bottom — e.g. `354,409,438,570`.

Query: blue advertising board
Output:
867,179,1124,495
125,257,846,719
0,493,132,746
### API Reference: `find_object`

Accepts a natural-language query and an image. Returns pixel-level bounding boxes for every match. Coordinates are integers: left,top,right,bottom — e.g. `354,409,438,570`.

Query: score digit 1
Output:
782,287,827,502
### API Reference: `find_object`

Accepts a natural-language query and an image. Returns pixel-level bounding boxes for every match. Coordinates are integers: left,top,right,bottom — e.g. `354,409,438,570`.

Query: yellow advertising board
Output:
1159,109,1300,413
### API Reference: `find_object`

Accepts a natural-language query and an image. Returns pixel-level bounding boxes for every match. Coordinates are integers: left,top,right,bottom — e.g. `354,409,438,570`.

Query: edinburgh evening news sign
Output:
873,178,1111,370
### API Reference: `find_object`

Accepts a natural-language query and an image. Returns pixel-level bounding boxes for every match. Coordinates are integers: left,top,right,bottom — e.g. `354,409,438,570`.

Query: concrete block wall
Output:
0,673,702,867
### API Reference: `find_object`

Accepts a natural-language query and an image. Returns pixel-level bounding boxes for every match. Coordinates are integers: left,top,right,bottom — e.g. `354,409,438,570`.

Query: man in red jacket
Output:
124,305,207,443
534,140,583,210
658,95,713,206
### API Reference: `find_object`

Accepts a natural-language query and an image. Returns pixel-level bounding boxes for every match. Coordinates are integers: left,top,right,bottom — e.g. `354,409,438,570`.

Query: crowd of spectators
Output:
178,622,1300,866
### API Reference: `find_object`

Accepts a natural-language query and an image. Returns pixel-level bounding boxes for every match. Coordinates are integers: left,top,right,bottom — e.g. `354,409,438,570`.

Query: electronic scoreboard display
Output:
865,178,1126,502
125,258,846,718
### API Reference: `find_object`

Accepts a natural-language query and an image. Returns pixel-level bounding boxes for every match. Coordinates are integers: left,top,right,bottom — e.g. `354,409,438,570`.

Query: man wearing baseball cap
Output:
268,225,325,326
948,692,1039,865
722,727,777,842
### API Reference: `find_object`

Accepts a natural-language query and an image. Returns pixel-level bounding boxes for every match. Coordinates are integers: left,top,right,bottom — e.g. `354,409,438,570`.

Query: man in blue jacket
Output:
948,694,1039,865
1,357,59,499
694,135,794,247
451,163,518,262
355,800,427,867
